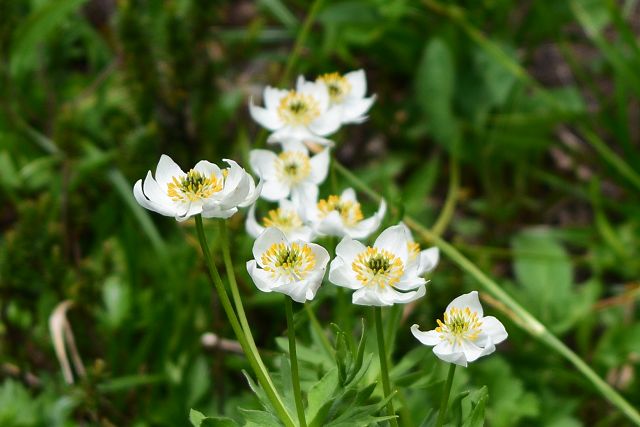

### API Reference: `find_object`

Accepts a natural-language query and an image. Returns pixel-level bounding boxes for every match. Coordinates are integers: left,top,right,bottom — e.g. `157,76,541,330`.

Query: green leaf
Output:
307,368,339,425
240,409,281,427
190,408,239,427
462,387,488,427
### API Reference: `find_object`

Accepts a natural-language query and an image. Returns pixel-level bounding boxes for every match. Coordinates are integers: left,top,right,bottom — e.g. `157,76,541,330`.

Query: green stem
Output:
280,0,326,86
334,163,640,426
430,155,459,237
286,298,307,427
195,217,295,427
435,364,456,427
374,307,398,427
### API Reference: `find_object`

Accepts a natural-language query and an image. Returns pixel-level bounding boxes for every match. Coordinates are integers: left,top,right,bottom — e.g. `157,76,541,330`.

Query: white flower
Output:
305,188,386,239
316,70,376,124
411,291,508,367
247,228,330,303
328,224,427,306
249,142,329,204
249,78,341,146
246,199,315,242
399,222,439,276
133,154,261,221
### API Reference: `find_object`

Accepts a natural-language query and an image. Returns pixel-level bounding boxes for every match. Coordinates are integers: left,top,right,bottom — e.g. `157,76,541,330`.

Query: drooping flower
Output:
399,222,439,276
249,78,341,146
133,155,261,221
246,199,315,242
328,224,427,306
305,188,386,239
316,69,376,124
249,142,329,204
411,291,508,367
247,228,330,303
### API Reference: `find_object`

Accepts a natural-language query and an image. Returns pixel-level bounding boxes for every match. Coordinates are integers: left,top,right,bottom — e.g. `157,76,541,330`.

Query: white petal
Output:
328,257,360,290
264,86,288,110
290,183,319,208
252,227,288,265
155,154,184,188
394,273,427,291
433,341,468,367
480,316,508,345
193,160,223,181
417,247,440,275
309,148,330,184
247,260,277,293
308,106,341,136
249,149,278,179
446,291,483,318
133,177,175,217
374,224,410,264
299,80,329,111
316,211,348,237
238,177,262,208
352,287,390,306
261,179,291,201
245,204,265,239
335,237,367,261
379,284,426,305
461,340,486,363
202,207,238,219
410,324,440,346
340,188,357,201
344,69,367,98
249,100,282,130
340,96,376,124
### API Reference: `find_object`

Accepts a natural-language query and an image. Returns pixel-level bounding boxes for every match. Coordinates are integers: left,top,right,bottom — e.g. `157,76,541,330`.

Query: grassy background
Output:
1,0,640,425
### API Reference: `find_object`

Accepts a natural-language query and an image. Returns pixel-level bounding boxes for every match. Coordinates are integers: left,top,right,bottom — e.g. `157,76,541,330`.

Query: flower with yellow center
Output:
328,224,427,306
249,78,341,147
133,155,261,221
247,228,330,303
249,143,329,204
411,291,508,367
246,199,315,242
306,188,386,239
314,69,376,124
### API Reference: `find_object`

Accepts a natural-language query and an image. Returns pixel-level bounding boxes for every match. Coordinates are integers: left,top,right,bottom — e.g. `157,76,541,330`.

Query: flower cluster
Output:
132,69,507,368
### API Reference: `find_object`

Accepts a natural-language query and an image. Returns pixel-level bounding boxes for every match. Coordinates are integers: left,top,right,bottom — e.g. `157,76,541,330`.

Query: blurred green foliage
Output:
1,0,640,425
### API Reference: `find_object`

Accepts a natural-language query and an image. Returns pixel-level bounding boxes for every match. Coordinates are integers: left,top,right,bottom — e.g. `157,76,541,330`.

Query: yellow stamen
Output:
317,72,351,103
317,195,364,226
408,241,420,262
277,91,321,125
261,242,316,281
435,306,483,344
262,208,303,232
167,169,222,202
275,151,311,184
351,247,404,289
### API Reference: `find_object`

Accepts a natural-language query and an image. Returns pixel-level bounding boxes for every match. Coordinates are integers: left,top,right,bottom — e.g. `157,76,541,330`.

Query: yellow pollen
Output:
351,247,404,289
435,306,483,344
275,151,311,184
167,169,223,202
277,91,321,125
261,242,316,281
317,72,351,103
317,195,364,226
262,208,303,231
408,242,420,262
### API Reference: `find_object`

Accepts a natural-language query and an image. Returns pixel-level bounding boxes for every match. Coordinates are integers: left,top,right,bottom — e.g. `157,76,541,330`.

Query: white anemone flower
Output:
328,224,427,306
247,228,330,303
249,78,341,146
133,154,261,221
249,142,329,203
316,69,376,124
411,291,508,367
246,199,315,242
399,222,440,276
305,188,386,239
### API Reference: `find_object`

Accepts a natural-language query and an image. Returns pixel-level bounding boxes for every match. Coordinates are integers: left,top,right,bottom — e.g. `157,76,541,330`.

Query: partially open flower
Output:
328,224,427,306
247,228,330,303
305,188,386,239
249,142,329,204
316,70,376,124
246,199,315,242
249,78,341,146
399,222,439,276
411,291,508,367
133,155,261,221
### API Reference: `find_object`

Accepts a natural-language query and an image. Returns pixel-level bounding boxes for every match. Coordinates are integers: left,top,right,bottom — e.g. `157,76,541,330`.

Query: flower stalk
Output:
285,298,307,427
436,364,456,427
374,307,398,427
195,216,295,427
